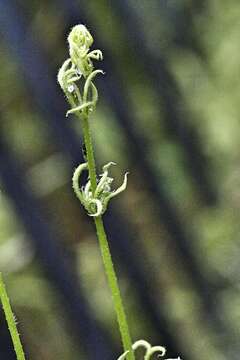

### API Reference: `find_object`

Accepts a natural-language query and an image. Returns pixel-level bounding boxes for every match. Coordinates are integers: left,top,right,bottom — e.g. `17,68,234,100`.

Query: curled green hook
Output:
117,339,182,360
57,25,103,117
72,162,128,217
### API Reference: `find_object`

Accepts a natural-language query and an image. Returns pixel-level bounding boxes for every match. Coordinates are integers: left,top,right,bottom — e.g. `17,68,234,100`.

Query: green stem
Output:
0,273,26,360
81,115,97,191
79,113,135,360
94,216,134,360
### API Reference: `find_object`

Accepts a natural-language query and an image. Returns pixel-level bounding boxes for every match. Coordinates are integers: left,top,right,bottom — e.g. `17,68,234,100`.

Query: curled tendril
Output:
57,24,103,117
66,69,104,116
117,340,182,360
72,162,128,217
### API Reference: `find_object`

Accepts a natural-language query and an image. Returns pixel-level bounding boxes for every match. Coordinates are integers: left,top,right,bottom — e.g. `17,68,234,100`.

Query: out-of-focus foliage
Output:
0,1,240,359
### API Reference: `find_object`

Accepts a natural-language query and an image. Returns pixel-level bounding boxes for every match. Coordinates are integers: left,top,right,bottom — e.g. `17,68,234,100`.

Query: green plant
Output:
58,24,135,360
57,24,182,360
0,24,181,360
0,273,26,360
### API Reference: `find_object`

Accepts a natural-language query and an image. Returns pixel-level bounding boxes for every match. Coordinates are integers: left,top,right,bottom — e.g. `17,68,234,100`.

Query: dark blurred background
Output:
0,1,240,359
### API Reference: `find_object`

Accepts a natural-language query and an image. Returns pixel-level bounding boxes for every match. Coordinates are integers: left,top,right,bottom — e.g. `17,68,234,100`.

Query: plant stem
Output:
81,115,97,191
0,273,26,360
94,216,134,360
80,113,135,360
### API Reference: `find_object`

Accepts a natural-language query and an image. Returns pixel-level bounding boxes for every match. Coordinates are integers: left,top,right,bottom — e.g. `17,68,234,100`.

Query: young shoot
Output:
58,24,182,360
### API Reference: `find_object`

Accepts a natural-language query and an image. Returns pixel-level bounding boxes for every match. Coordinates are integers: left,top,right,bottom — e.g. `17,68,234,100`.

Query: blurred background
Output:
0,0,240,359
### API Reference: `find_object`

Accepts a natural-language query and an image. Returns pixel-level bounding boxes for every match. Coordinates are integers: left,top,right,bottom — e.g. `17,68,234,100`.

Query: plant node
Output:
72,162,128,217
118,339,181,360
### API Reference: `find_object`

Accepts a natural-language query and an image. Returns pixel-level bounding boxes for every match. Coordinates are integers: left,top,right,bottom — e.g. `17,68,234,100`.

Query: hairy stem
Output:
80,112,135,360
0,273,26,360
